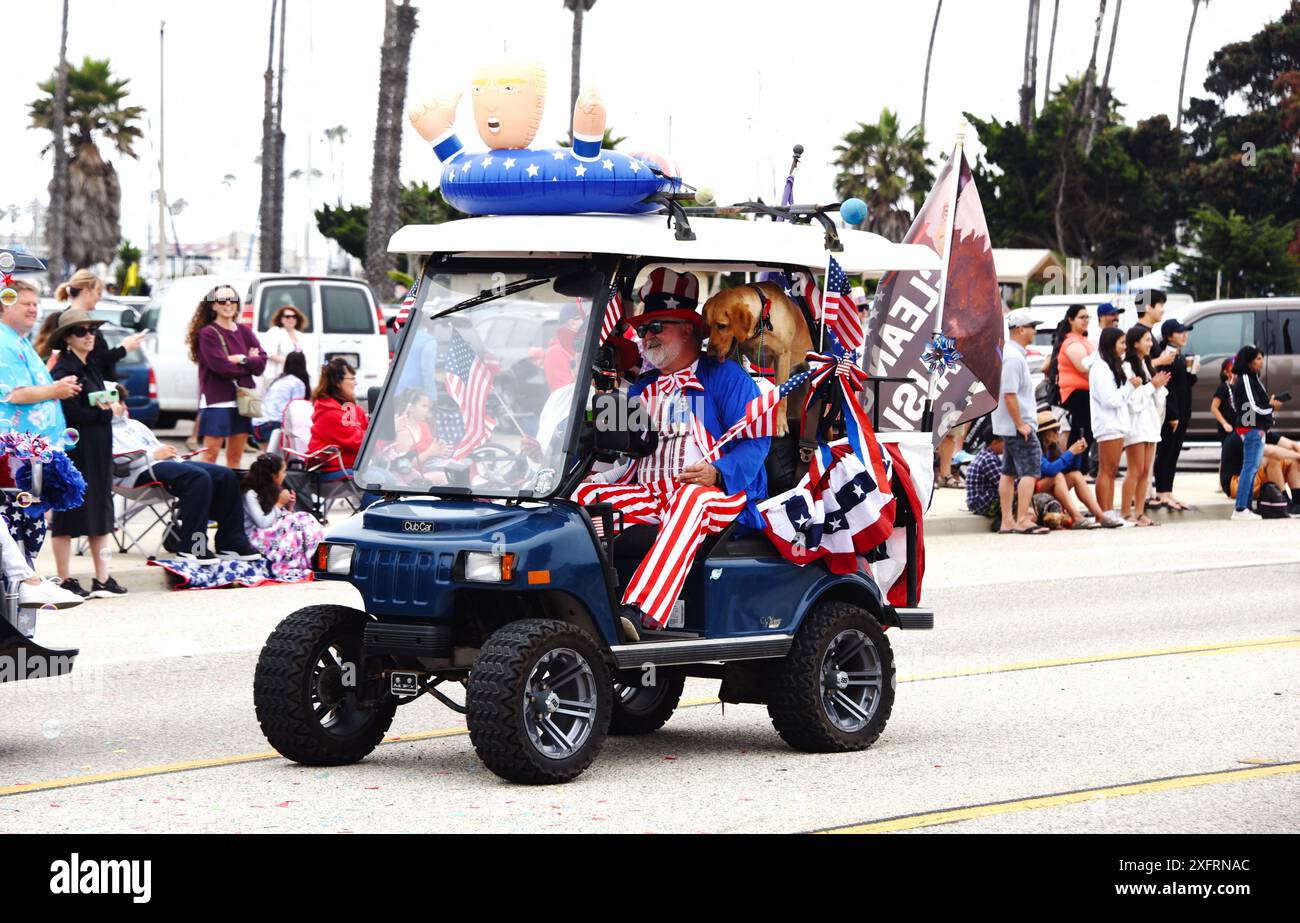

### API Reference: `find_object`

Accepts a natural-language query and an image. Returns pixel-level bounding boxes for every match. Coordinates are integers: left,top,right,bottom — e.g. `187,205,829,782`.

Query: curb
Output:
927,498,1238,536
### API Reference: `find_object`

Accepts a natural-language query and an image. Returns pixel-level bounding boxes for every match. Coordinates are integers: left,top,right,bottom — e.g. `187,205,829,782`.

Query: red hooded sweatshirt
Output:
309,396,369,472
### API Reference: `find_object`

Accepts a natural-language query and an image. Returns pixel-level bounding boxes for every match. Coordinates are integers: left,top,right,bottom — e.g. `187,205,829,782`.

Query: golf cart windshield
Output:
355,268,601,498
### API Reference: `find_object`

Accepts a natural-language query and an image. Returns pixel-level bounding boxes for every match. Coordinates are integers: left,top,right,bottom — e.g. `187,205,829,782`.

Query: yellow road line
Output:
900,636,1300,683
818,761,1300,834
3,640,1294,799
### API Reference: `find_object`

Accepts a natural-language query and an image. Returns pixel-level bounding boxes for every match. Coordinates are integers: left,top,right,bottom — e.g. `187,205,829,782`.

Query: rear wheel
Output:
766,601,894,753
466,619,612,784
610,669,685,735
254,605,397,766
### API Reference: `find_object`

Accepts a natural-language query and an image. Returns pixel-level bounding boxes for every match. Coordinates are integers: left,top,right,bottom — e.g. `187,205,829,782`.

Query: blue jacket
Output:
629,356,770,529
1040,449,1082,477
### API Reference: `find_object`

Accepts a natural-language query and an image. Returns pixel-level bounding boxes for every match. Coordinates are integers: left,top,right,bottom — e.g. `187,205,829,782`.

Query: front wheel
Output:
254,604,397,766
765,602,895,753
466,619,612,784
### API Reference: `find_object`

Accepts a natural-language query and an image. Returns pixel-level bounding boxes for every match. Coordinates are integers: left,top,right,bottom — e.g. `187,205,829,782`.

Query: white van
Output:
140,273,389,426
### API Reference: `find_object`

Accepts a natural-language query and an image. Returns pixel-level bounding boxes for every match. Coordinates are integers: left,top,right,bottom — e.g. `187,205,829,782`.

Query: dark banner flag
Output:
862,151,1003,445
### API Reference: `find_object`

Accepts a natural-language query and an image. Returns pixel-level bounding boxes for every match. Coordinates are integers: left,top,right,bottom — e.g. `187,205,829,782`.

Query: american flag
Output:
598,283,625,345
443,328,496,460
395,279,419,328
823,256,864,350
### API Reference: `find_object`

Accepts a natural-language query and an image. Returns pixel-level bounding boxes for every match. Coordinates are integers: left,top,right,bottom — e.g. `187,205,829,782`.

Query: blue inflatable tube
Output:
440,148,681,216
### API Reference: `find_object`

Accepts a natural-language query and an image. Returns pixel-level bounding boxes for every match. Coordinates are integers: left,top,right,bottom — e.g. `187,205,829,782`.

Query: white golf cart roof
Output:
389,214,942,277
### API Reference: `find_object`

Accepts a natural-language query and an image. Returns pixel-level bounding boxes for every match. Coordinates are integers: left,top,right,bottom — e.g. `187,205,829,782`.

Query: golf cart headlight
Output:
315,543,355,576
461,551,515,583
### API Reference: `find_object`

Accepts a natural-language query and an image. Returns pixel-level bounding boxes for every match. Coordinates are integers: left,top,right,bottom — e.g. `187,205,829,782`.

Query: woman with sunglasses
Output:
46,309,127,598
264,299,307,376
186,284,267,466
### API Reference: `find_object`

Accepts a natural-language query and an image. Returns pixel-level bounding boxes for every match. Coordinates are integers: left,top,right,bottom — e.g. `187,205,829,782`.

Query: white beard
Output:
643,341,678,370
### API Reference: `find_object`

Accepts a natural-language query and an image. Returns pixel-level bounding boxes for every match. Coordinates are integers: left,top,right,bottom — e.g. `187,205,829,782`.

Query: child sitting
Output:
242,453,325,582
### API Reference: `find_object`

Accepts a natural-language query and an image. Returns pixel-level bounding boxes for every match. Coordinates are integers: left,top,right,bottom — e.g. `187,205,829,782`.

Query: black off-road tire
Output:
254,604,397,766
466,618,612,784
765,601,895,753
610,669,686,735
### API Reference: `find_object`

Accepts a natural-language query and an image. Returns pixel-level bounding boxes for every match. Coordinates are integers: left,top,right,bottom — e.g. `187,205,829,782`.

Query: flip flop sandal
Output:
1136,516,1159,527
1014,525,1051,535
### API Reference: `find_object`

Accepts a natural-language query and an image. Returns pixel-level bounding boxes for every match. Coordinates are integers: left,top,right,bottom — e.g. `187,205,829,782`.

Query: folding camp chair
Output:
277,399,361,521
106,448,202,555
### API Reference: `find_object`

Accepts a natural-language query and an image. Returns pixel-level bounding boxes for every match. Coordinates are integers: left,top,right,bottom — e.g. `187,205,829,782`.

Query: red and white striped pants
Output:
574,480,747,628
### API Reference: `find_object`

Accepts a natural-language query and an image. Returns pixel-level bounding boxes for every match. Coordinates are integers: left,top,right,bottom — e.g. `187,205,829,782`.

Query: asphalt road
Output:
2,516,1297,834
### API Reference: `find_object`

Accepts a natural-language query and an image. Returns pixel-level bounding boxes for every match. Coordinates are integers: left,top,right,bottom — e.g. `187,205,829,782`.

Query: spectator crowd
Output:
962,290,1298,532
0,272,371,602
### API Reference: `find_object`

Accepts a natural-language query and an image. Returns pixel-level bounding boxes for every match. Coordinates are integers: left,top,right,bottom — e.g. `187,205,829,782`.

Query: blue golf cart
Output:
253,210,940,783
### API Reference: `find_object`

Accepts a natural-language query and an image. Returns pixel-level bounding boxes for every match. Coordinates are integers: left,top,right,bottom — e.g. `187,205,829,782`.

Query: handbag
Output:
217,327,263,418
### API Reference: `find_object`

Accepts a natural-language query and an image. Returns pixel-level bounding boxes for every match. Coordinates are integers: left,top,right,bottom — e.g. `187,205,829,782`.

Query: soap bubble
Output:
14,491,34,508
97,547,114,563
42,719,62,740
0,288,16,308
38,450,53,464
0,251,15,272
63,428,80,447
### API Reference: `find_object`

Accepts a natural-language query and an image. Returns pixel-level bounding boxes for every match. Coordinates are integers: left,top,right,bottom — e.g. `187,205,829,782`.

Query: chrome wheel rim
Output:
820,629,882,733
524,647,597,760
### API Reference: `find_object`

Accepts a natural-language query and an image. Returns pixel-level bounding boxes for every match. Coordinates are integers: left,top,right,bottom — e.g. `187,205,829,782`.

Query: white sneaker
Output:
1231,508,1262,521
18,578,86,609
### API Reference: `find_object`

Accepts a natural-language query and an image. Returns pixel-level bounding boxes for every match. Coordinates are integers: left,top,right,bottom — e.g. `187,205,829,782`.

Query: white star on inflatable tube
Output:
628,161,641,173
480,156,493,167
503,158,516,169
552,150,566,161
525,163,539,177
602,157,614,171
461,162,472,174
574,164,587,177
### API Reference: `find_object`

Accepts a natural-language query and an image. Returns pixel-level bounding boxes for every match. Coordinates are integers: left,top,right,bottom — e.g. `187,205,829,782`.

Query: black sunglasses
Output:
209,296,239,306
67,325,98,338
634,320,688,337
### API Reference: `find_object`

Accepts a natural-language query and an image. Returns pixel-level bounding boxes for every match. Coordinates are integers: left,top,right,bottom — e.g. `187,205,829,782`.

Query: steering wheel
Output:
468,443,530,489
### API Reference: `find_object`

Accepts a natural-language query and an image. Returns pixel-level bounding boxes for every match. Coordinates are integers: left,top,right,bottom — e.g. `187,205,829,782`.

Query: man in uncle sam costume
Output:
575,269,770,641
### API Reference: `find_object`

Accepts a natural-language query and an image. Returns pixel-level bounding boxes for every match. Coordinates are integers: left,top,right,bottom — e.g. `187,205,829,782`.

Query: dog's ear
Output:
731,295,754,341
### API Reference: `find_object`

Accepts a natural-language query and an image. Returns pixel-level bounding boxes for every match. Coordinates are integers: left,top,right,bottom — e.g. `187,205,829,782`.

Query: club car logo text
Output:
402,520,434,533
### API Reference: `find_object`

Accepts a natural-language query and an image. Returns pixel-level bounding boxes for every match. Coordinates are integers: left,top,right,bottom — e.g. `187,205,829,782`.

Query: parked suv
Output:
1181,297,1300,441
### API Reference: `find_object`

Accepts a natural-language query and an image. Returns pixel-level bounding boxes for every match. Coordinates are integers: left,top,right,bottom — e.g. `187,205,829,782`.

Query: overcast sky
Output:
5,0,1287,267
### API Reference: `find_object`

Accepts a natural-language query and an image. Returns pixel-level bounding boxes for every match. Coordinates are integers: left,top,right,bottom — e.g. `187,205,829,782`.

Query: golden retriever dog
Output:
703,282,813,436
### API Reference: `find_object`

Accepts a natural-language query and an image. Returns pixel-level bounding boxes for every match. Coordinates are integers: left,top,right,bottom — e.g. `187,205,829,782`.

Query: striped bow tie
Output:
652,367,703,397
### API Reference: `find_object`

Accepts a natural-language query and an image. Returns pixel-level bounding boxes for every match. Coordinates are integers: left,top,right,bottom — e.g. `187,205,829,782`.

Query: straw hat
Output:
50,308,105,344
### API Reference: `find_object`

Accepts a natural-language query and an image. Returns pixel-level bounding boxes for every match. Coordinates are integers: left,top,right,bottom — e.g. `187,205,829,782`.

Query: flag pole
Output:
920,119,967,434
819,248,833,352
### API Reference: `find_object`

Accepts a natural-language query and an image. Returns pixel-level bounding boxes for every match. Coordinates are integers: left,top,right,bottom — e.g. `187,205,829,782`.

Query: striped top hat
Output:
635,268,707,337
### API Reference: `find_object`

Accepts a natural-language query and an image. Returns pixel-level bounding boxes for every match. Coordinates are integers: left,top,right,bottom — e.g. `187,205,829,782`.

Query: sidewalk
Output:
925,471,1235,536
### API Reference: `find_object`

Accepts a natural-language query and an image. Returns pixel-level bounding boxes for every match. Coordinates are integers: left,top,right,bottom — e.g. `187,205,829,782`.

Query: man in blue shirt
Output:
0,281,79,443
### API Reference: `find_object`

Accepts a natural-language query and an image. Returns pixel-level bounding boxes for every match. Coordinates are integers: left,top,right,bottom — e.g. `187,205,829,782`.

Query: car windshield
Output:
355,269,600,498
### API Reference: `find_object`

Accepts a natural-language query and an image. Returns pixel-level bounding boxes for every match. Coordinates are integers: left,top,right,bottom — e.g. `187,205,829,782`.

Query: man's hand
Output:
1016,420,1032,438
409,91,463,142
678,460,718,487
52,376,81,399
572,88,607,139
152,445,180,460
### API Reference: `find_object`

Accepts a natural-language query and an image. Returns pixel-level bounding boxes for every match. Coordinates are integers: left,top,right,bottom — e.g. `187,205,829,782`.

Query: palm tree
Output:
259,0,279,271
1042,0,1060,111
30,57,144,268
1074,0,1108,126
1019,0,1041,130
365,0,418,296
270,0,288,270
1085,0,1123,154
921,1,943,134
564,0,596,144
47,0,70,279
1176,0,1206,132
833,109,933,242
324,124,348,205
